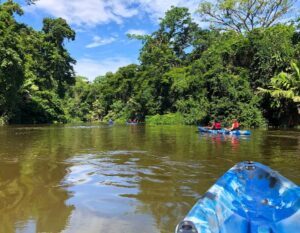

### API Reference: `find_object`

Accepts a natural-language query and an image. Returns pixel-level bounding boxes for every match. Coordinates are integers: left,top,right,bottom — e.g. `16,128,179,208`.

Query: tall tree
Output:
0,1,24,120
0,1,77,123
247,24,295,88
42,18,76,97
198,0,295,33
158,6,198,59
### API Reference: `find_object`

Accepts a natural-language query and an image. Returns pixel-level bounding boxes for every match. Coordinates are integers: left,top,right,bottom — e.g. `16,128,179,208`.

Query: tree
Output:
258,62,300,125
41,18,76,97
43,18,75,47
258,62,300,103
247,24,295,88
0,1,25,120
0,1,77,124
158,6,199,59
135,7,199,65
64,76,93,122
198,0,295,33
133,7,200,115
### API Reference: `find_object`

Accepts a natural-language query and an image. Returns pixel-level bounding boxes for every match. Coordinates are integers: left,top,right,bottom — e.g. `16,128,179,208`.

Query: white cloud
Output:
86,36,116,48
126,29,148,36
137,0,200,21
25,0,202,27
75,57,135,81
26,0,139,27
136,0,206,26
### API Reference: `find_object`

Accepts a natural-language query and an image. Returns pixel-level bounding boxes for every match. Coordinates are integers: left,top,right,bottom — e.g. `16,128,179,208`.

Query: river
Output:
0,124,299,233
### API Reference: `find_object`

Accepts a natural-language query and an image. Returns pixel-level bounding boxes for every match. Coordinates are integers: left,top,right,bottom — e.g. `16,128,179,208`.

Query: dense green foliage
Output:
79,6,298,127
258,62,300,126
0,1,299,127
0,0,75,124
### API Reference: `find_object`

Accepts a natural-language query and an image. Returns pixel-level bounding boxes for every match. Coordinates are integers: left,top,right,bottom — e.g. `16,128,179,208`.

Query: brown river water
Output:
0,124,299,233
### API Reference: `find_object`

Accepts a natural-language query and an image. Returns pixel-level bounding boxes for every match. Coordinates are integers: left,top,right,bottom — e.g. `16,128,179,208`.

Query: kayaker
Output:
207,118,222,130
227,119,240,131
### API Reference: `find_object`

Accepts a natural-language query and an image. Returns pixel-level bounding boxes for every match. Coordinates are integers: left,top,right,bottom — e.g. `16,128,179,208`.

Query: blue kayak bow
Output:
176,161,300,233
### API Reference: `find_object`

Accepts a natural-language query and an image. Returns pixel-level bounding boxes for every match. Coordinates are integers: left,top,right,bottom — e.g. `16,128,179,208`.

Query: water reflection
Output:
0,125,299,233
0,154,73,233
198,133,251,151
62,152,202,233
0,126,75,233
62,152,159,233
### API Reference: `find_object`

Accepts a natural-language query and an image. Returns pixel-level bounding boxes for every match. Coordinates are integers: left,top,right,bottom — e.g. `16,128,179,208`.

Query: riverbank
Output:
2,111,299,128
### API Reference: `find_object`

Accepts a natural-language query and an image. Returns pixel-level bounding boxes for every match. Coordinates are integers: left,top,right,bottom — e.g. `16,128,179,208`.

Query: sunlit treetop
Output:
198,0,295,33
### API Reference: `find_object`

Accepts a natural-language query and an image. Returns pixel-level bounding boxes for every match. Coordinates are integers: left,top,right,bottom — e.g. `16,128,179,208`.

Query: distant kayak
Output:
126,122,138,125
198,126,251,135
176,161,300,233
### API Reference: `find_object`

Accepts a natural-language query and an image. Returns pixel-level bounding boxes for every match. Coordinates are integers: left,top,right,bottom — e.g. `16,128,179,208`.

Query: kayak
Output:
126,122,138,125
176,161,300,233
229,130,251,135
198,127,221,134
198,127,251,135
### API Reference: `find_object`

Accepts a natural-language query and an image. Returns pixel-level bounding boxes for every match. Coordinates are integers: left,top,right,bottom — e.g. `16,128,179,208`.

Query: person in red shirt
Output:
207,118,222,130
227,119,240,131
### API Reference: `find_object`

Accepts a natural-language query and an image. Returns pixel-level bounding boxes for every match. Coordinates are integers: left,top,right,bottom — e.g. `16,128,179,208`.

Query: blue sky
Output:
14,0,200,81
14,0,300,81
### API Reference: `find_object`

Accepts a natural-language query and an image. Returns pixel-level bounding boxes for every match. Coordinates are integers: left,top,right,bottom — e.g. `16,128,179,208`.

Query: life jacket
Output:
233,122,240,129
214,122,221,130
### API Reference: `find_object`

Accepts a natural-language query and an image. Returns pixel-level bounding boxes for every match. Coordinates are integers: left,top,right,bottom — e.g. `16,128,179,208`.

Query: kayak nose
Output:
175,220,198,233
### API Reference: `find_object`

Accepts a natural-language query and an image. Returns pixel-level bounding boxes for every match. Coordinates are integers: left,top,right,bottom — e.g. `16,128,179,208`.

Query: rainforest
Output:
1,0,299,127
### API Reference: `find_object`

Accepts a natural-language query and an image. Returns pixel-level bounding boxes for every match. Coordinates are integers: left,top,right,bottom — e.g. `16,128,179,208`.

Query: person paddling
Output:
227,119,240,131
207,118,222,130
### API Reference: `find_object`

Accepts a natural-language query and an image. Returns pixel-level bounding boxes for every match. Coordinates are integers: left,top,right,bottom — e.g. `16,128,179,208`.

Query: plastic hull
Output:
126,122,138,125
198,127,251,135
176,161,300,233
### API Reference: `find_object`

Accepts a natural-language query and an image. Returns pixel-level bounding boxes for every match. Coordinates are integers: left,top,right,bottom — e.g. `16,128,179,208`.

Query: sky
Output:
14,0,300,81
14,0,201,81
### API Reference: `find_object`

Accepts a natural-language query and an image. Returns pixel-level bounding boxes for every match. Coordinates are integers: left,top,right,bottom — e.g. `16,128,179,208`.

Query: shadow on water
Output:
0,124,299,233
